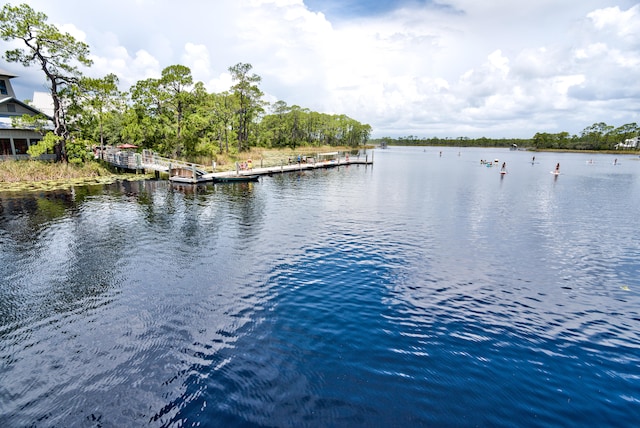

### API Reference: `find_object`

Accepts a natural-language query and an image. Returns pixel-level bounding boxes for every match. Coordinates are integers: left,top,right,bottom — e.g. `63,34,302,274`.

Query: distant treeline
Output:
371,122,639,151
370,136,529,148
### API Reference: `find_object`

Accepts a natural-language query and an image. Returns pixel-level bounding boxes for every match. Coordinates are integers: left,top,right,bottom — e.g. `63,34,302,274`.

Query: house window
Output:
0,80,7,95
7,103,16,112
0,138,11,155
13,138,28,154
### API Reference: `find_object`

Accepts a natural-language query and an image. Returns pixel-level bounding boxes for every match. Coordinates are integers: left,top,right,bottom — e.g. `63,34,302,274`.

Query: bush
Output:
66,138,93,164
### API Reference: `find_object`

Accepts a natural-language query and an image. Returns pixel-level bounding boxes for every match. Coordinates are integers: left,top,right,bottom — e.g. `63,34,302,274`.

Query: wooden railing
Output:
98,148,207,175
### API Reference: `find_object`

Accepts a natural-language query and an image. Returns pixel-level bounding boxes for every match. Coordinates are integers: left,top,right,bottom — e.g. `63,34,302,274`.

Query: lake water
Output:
1,146,639,427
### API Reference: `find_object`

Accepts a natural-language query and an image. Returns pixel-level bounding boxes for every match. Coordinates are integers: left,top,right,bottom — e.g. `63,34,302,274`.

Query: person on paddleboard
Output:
555,163,560,173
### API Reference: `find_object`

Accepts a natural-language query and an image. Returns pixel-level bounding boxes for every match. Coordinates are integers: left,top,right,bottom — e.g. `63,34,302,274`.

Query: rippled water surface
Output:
1,147,639,427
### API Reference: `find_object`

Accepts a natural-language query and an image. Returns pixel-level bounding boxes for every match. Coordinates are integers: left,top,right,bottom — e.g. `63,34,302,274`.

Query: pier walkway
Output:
198,155,372,183
98,148,373,183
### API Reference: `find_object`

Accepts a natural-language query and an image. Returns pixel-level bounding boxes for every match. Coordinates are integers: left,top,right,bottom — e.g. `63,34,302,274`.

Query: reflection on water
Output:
1,150,639,427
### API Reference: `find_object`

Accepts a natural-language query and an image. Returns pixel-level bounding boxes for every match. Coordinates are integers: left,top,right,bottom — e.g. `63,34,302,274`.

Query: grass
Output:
0,160,151,192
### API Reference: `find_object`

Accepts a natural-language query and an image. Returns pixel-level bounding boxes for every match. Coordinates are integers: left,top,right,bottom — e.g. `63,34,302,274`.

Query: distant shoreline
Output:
378,144,639,155
530,148,639,155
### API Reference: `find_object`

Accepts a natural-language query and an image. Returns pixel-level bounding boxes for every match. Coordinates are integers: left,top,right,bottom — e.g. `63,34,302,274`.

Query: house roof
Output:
0,96,53,120
0,68,17,78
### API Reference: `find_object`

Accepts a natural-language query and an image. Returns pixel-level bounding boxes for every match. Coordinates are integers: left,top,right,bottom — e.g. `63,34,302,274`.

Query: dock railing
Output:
98,148,207,175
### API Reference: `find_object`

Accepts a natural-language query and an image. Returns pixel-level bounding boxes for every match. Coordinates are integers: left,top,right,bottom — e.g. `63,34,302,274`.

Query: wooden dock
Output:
170,155,374,184
98,148,373,184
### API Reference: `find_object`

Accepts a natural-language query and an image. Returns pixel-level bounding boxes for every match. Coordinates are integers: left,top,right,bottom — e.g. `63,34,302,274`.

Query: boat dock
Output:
98,148,373,184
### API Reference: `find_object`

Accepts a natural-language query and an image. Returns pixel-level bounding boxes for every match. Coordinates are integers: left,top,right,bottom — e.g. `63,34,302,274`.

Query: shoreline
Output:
529,148,640,155
0,173,152,193
382,144,640,155
0,160,153,193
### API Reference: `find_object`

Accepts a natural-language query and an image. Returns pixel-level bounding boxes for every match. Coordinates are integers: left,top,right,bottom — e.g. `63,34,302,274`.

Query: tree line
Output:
0,3,371,163
531,122,638,150
371,122,639,151
371,136,531,148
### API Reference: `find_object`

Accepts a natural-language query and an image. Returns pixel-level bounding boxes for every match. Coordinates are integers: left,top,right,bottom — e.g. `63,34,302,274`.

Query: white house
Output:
32,90,54,117
0,68,53,160
615,136,639,150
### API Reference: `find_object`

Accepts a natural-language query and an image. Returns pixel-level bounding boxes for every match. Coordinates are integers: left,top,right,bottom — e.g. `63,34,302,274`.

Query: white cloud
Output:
57,23,86,42
181,43,211,84
8,0,640,138
587,4,640,40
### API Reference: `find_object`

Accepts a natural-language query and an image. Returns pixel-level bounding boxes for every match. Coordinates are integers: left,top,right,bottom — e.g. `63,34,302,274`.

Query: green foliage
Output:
369,135,530,148
69,73,124,146
27,132,58,157
229,62,264,152
259,103,371,149
65,138,92,164
11,113,50,133
27,133,92,164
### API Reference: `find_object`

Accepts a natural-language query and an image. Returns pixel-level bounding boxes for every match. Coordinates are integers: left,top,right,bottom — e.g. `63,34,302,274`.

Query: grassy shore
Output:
0,160,151,192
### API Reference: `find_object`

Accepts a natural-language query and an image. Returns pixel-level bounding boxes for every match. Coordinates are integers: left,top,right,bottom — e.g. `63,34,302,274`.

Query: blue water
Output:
1,147,639,427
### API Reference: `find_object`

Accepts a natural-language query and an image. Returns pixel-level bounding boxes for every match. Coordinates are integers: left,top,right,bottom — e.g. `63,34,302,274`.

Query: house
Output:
615,136,639,150
0,68,53,160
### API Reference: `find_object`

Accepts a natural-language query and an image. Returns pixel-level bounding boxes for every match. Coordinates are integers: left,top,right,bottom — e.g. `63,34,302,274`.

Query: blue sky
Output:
305,0,461,21
4,0,640,139
305,0,433,19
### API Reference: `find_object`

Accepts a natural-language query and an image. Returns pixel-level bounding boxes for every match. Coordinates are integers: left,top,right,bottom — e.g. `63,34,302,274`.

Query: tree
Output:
129,76,171,154
0,3,93,161
188,90,236,155
270,100,291,147
580,122,614,149
128,65,197,157
228,62,264,152
215,91,236,153
74,73,123,147
611,122,638,144
159,64,194,157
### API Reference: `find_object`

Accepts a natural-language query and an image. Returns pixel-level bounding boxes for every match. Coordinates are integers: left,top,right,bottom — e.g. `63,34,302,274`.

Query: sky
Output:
3,0,640,139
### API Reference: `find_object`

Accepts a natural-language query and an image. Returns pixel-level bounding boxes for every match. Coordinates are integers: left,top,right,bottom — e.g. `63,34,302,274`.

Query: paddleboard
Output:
500,170,507,175
550,171,560,175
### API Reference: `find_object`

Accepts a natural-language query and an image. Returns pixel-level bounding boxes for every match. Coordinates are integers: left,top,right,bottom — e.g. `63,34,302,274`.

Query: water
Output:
1,147,639,427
